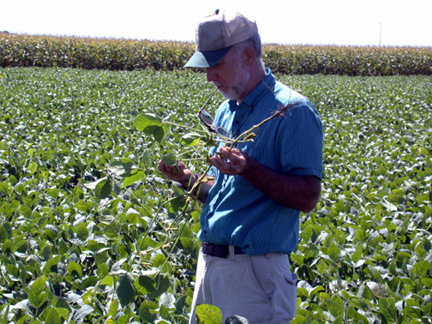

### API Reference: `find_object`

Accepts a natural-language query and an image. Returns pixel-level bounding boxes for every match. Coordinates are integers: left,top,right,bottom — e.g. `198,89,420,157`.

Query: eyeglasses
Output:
198,89,231,138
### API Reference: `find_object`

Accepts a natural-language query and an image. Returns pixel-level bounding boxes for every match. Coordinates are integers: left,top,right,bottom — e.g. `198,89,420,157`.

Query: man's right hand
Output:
157,160,214,203
157,160,192,186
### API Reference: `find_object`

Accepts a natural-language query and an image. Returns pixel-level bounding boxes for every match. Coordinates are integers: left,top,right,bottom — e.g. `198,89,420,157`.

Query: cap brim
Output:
184,46,232,68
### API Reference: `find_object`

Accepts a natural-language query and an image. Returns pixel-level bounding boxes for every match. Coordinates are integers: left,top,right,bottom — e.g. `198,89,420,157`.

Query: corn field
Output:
1,33,431,75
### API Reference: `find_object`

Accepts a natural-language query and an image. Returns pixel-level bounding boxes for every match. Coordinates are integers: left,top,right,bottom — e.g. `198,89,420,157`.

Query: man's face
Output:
206,47,250,102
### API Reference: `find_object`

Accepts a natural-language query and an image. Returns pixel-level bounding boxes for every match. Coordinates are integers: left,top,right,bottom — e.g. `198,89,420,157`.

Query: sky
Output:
1,0,431,47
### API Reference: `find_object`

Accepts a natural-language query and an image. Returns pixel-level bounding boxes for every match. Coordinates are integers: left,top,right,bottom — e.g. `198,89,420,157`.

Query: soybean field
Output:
0,67,431,323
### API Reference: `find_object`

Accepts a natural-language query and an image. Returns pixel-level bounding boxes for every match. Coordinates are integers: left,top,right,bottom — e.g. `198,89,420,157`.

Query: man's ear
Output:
243,47,256,65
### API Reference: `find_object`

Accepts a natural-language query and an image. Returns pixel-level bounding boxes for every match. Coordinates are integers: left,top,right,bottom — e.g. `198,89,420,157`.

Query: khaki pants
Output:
189,248,298,324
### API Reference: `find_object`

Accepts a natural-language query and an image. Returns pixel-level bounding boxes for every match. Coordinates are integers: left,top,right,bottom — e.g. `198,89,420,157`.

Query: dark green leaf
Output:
379,297,398,322
139,300,157,323
117,275,136,307
161,153,178,166
171,195,187,211
0,226,8,243
95,178,112,199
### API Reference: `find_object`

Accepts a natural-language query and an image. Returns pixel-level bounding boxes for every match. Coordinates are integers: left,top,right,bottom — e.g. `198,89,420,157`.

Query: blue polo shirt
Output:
198,69,323,255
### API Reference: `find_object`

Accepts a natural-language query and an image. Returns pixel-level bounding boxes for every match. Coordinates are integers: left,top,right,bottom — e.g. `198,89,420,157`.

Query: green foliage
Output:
0,67,431,323
1,33,432,75
0,67,207,323
287,74,432,323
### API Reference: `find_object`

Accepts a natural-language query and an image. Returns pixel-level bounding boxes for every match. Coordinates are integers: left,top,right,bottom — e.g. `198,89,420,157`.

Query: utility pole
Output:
379,23,382,47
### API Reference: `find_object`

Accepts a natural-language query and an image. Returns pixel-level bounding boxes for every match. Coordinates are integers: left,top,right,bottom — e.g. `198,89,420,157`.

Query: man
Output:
158,10,323,324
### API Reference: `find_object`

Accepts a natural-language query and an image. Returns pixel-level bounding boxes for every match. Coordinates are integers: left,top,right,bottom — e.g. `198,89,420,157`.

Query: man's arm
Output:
157,161,214,204
240,157,321,212
209,147,321,213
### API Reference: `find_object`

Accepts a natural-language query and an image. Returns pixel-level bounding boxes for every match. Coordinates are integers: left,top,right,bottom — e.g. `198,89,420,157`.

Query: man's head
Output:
186,10,266,103
185,10,260,69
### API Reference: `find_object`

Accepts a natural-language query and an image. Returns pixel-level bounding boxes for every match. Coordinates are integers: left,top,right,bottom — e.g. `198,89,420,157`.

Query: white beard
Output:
214,66,250,101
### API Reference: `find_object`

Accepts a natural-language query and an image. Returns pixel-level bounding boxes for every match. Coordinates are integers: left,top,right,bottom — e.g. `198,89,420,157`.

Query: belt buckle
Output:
202,242,212,256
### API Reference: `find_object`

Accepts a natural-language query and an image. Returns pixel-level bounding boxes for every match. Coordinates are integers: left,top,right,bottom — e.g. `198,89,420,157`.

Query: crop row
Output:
1,33,431,76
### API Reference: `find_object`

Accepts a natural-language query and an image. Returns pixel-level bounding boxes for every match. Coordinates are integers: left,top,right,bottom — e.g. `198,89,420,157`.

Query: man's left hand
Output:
208,147,250,176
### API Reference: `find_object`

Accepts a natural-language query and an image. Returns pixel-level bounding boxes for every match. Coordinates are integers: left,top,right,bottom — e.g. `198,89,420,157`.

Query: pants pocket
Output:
272,271,298,321
284,271,298,285
249,255,276,301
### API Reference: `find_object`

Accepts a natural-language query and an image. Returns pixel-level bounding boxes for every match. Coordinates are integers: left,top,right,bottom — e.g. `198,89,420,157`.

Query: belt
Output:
202,242,245,258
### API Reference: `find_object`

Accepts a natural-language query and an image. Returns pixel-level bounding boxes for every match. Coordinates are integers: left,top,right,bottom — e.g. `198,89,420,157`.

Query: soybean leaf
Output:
28,276,48,309
83,177,107,190
171,195,187,211
148,275,171,300
139,300,157,323
95,178,112,199
108,158,133,177
66,261,83,277
0,226,7,243
181,132,201,147
196,304,223,324
379,298,398,323
108,299,119,318
161,153,178,166
74,222,89,242
117,274,136,307
122,170,146,188
135,113,169,142
135,113,163,131
45,308,61,324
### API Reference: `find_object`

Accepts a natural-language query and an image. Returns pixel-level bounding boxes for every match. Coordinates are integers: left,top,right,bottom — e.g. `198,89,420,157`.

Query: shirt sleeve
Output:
277,99,323,179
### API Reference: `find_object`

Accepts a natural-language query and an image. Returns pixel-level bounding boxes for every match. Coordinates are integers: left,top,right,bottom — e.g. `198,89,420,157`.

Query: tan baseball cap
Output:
185,10,258,68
